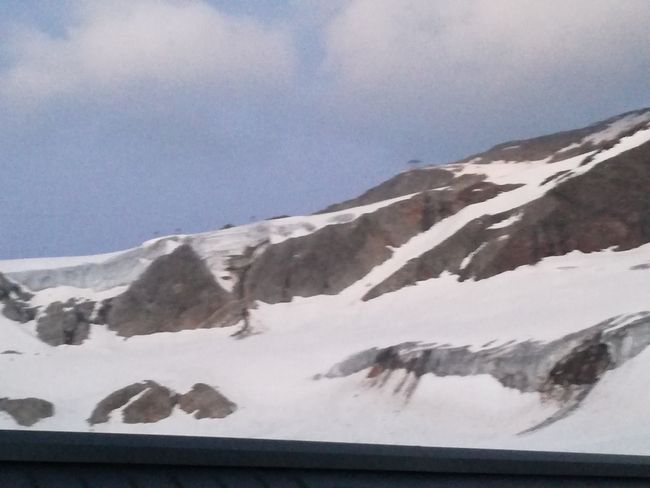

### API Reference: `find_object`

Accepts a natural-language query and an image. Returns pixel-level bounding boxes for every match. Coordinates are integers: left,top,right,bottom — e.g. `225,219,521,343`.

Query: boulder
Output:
36,300,94,346
87,381,150,425
0,272,36,323
0,397,54,427
178,383,237,419
122,384,177,424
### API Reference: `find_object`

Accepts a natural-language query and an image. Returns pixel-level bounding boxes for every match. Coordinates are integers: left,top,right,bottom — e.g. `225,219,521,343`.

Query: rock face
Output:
365,137,650,300
89,381,236,425
457,107,650,165
36,299,95,346
178,383,237,419
107,245,234,337
0,397,54,427
0,273,36,323
318,167,459,213
248,182,519,304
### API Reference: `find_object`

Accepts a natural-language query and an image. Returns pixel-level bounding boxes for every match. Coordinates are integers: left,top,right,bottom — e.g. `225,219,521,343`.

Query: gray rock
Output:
248,182,518,304
122,384,177,424
456,108,650,165
36,300,94,346
318,167,458,213
0,397,54,427
107,244,233,337
178,383,236,419
366,137,650,300
87,381,150,425
0,272,36,323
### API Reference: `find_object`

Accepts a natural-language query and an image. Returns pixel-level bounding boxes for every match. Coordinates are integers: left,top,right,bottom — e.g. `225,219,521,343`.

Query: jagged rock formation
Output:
107,245,235,337
321,313,650,429
248,181,519,303
0,273,36,323
365,136,650,300
36,299,96,346
88,381,236,425
0,397,54,427
178,383,237,419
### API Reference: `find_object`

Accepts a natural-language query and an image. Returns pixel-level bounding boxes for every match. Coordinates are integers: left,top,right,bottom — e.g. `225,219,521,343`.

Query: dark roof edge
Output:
1,430,649,478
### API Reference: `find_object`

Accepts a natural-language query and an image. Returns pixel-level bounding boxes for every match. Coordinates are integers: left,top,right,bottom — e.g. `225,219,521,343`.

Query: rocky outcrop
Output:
107,245,234,337
122,384,177,424
36,299,95,346
366,137,650,300
0,397,54,427
178,383,237,419
321,313,650,430
248,182,519,304
456,107,650,165
318,167,460,213
0,273,36,323
89,381,236,425
87,381,151,425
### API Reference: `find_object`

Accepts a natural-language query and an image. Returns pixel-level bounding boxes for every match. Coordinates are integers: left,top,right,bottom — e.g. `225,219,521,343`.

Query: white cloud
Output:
0,0,296,104
322,0,650,119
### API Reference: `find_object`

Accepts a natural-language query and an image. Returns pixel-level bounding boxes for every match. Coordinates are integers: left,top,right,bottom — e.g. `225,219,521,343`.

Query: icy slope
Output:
3,242,650,453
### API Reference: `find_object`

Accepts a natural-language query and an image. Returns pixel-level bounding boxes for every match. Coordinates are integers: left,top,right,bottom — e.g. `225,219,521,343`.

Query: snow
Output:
459,243,487,270
0,250,125,274
2,128,650,455
488,212,522,230
583,111,650,145
3,241,650,453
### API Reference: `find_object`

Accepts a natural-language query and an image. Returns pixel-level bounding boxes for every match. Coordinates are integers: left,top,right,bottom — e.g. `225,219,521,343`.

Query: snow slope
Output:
2,122,650,455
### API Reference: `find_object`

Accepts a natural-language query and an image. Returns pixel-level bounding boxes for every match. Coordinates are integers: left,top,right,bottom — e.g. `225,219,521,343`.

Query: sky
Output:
1,0,649,259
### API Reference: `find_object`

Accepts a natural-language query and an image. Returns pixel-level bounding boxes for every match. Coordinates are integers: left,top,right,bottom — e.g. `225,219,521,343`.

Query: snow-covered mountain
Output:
2,107,650,455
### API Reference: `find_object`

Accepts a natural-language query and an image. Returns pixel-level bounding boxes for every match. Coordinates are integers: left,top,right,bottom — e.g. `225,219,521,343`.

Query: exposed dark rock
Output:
322,313,650,430
87,381,151,425
457,108,650,165
107,245,233,337
122,384,177,424
36,299,95,346
249,182,519,304
89,381,237,425
2,300,37,323
317,167,459,213
366,138,650,300
0,397,54,427
323,314,650,394
546,340,611,388
0,272,36,323
178,383,237,419
1,350,22,355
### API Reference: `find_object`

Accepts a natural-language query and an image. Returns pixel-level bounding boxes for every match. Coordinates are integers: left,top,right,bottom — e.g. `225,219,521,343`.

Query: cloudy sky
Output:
1,0,649,259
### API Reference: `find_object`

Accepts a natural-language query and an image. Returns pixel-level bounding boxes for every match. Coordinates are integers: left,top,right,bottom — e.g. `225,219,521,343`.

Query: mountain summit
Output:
2,107,650,454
